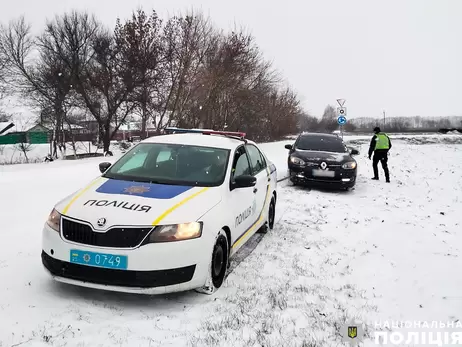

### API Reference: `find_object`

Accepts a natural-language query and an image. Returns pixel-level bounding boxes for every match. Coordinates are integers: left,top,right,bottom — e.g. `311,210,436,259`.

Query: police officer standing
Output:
368,126,391,182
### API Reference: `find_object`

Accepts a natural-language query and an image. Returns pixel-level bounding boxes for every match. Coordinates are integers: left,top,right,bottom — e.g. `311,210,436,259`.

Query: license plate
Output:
70,249,128,270
312,169,335,177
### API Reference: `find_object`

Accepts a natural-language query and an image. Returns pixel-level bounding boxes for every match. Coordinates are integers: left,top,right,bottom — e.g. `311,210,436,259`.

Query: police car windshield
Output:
296,136,347,153
103,143,230,187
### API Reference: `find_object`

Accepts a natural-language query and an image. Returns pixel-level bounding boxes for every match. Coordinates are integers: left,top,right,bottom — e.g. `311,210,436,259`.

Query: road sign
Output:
337,107,347,116
337,116,347,125
337,99,346,107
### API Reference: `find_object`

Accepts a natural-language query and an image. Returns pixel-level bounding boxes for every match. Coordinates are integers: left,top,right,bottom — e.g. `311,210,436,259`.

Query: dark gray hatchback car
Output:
285,133,360,190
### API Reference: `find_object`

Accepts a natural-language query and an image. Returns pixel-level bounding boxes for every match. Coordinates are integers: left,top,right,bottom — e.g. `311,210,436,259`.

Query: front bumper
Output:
288,164,356,188
41,224,210,294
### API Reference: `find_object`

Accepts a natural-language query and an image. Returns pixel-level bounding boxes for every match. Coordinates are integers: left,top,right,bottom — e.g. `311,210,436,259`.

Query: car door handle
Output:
267,176,271,182
253,187,258,193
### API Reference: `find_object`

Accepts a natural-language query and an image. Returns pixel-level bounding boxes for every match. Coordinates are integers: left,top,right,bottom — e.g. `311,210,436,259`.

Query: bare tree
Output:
13,118,34,163
2,8,308,147
0,110,11,122
115,9,164,138
159,12,218,131
75,28,139,151
318,105,338,132
0,32,9,101
37,11,141,152
0,46,6,99
0,16,75,158
177,27,301,141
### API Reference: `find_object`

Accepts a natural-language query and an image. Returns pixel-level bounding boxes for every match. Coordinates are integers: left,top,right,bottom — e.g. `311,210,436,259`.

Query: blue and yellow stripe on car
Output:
62,177,104,215
151,187,209,226
232,168,273,250
231,183,272,250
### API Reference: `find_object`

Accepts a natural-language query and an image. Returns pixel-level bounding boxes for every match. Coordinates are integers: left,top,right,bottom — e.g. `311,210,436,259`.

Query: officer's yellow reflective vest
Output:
375,133,390,150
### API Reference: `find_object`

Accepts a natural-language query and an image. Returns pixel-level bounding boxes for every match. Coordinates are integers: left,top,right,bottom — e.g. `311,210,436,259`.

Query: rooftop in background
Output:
0,122,15,136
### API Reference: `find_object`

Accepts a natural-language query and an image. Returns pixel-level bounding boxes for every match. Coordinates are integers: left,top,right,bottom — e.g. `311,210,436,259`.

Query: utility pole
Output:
383,110,386,130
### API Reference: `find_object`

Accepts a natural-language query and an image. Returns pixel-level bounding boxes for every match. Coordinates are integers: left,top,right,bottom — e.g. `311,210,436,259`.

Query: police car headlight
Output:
290,156,305,165
46,208,61,232
147,222,203,243
342,161,357,169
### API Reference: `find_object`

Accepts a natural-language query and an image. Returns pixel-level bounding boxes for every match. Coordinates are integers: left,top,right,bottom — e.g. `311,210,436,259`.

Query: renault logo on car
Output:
320,162,327,170
97,218,107,227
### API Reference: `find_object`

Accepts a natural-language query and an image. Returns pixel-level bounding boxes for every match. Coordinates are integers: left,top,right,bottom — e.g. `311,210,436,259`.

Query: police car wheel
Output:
196,230,229,295
268,196,276,230
211,230,229,289
258,195,276,234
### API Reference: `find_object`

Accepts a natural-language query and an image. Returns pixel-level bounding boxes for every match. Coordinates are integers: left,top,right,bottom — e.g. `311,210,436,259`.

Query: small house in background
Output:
0,122,14,136
0,122,26,145
78,120,100,134
25,124,51,144
0,122,15,136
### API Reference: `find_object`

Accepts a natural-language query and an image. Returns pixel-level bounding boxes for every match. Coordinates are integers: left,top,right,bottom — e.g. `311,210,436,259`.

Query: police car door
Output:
229,145,255,251
245,144,269,230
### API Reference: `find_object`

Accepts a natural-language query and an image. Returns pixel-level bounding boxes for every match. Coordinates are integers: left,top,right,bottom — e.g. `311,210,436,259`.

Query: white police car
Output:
42,128,278,294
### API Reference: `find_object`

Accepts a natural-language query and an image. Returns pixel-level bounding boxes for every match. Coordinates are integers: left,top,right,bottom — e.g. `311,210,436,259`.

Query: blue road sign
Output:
337,116,347,125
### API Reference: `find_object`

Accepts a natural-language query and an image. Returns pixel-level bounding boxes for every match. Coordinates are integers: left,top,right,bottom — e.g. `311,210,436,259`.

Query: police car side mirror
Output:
99,162,111,173
234,175,257,188
284,144,292,150
350,148,359,155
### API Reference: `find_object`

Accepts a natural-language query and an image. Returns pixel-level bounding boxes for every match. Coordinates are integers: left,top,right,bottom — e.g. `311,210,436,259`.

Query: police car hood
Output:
294,150,351,164
55,177,222,228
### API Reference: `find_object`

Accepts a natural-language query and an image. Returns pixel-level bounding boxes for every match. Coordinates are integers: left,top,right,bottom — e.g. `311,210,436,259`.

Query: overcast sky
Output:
1,0,461,120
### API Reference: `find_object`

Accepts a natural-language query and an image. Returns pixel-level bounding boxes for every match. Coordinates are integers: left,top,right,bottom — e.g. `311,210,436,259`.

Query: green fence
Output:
0,133,26,145
0,132,49,145
28,132,49,144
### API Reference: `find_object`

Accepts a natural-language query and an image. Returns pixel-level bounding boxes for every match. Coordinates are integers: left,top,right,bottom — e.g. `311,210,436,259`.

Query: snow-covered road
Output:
0,135,461,346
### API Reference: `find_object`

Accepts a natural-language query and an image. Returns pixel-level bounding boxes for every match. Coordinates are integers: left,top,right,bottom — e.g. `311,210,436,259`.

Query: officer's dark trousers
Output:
373,150,390,180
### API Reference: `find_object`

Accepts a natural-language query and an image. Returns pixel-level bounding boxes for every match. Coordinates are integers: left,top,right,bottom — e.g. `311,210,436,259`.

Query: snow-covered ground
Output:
0,134,461,346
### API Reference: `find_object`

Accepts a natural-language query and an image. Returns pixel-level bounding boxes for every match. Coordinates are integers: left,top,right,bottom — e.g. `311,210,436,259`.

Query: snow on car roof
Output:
142,132,252,150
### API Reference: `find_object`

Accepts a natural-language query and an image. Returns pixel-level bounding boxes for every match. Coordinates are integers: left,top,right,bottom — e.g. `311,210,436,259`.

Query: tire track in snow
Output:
195,183,378,347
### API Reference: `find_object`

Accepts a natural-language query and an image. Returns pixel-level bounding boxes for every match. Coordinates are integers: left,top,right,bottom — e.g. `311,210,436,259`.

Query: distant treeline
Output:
299,106,462,133
350,115,462,132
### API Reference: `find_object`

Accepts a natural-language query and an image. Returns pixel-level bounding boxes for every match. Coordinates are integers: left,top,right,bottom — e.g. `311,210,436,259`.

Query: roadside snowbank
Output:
1,131,460,165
